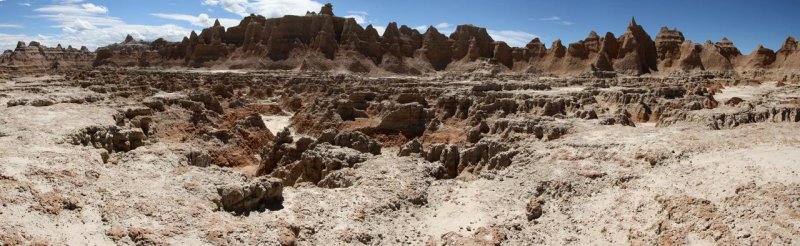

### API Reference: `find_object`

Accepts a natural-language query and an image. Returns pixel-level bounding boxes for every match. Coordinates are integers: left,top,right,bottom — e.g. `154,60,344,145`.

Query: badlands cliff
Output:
3,4,800,77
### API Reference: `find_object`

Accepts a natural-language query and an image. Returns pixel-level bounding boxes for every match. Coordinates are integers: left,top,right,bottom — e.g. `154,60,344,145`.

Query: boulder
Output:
215,177,283,214
375,103,428,137
526,198,544,221
398,139,423,157
332,131,382,155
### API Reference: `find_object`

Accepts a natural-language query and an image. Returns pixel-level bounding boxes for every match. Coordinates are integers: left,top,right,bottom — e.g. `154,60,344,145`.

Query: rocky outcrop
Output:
398,139,423,157
0,41,93,72
375,102,429,137
701,40,736,72
270,143,369,186
776,36,800,69
656,105,800,129
740,44,776,69
69,125,147,153
419,140,518,179
655,27,686,71
215,177,283,214
12,3,795,76
260,128,381,186
325,130,382,155
614,18,658,75
450,25,495,61
418,27,453,70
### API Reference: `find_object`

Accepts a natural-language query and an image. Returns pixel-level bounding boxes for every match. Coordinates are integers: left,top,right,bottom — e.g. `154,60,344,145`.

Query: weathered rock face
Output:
419,27,453,70
381,22,423,59
677,41,704,71
329,131,382,155
398,139,423,157
715,37,742,59
742,45,777,68
776,36,800,69
615,18,658,75
655,27,686,70
271,143,370,186
94,36,167,67
375,103,429,137
450,25,495,61
69,125,147,153
215,177,283,214
701,40,736,72
24,4,796,76
493,41,513,68
525,38,548,58
0,41,94,72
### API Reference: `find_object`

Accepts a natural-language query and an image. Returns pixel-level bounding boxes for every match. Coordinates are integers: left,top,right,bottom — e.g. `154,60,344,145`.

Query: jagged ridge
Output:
3,3,800,76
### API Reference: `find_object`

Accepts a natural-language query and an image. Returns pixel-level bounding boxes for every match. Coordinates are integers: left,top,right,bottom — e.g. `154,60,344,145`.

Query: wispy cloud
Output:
539,16,573,26
540,16,561,21
35,3,108,15
0,24,23,28
150,13,239,27
346,10,368,16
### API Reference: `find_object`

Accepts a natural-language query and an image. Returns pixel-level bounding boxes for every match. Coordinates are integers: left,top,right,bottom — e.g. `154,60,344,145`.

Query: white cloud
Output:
62,18,96,33
0,2,196,51
343,14,365,24
414,22,454,34
202,0,248,16
372,25,385,36
0,24,192,51
203,0,323,17
540,16,573,26
34,2,121,28
151,13,239,27
0,24,23,28
488,30,538,48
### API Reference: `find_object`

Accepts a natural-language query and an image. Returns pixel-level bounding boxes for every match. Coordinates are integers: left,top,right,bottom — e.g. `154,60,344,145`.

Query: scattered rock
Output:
526,198,544,221
215,177,284,214
398,138,423,157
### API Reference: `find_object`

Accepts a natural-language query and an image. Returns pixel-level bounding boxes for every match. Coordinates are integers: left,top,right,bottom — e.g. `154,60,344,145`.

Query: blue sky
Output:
0,0,798,52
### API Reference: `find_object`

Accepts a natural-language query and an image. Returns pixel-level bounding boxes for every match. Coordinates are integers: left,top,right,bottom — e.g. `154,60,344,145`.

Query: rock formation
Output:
614,18,658,75
0,41,93,72
4,4,799,77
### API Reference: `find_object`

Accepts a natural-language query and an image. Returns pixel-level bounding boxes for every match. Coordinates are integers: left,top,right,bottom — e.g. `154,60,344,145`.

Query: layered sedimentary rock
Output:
655,27,687,71
776,36,800,69
614,18,658,75
0,41,93,72
5,4,798,76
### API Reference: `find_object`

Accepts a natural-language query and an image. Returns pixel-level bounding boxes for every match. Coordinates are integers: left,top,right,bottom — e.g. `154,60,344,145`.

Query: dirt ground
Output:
1,72,799,245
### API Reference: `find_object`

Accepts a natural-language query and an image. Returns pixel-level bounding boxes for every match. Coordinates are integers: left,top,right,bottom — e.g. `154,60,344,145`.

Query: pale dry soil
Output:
0,76,798,245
